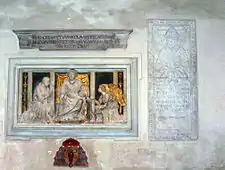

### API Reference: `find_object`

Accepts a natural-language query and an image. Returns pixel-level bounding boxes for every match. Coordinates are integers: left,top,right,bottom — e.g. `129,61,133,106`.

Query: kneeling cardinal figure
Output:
53,138,88,168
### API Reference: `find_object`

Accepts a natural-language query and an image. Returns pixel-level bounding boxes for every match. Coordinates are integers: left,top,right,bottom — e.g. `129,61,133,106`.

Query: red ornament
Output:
53,138,89,167
62,138,80,147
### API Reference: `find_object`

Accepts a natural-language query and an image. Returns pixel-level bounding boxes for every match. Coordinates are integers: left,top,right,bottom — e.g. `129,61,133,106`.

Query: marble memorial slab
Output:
13,29,133,50
148,19,198,140
5,53,140,140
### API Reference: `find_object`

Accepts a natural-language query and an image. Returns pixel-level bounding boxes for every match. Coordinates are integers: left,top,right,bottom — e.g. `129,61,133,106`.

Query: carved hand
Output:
41,96,48,103
95,100,100,105
60,96,67,103
99,104,106,109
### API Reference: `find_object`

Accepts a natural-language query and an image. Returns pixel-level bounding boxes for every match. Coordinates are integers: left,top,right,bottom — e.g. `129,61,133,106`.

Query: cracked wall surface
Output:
0,0,225,169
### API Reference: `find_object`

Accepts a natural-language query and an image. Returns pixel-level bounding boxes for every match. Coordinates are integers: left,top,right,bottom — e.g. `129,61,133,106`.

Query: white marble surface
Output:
0,0,225,169
6,55,140,140
148,19,198,140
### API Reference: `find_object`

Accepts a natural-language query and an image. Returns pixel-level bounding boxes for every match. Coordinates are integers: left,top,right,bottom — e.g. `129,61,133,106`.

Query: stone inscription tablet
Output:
148,20,198,140
13,29,133,50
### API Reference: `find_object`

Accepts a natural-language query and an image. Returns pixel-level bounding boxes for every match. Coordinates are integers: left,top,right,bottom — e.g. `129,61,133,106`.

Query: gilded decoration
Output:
19,70,127,124
23,73,28,112
56,73,90,104
101,84,126,114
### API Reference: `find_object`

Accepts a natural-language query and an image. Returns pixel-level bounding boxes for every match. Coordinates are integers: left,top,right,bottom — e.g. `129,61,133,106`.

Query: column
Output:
22,73,28,113
50,72,55,116
27,72,33,108
89,72,96,120
18,72,23,116
123,71,127,120
90,72,95,99
113,72,118,86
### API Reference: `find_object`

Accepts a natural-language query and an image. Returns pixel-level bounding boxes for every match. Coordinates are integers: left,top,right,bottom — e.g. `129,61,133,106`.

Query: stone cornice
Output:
13,29,133,50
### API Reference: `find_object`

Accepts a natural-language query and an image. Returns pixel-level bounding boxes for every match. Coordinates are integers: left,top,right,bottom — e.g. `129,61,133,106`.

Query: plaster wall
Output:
0,0,225,169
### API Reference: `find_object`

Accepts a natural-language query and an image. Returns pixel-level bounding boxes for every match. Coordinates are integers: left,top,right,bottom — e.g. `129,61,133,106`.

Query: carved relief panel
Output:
148,19,198,140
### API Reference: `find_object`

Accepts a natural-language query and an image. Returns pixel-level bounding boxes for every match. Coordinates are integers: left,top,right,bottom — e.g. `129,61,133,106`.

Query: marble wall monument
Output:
4,29,139,140
148,19,198,140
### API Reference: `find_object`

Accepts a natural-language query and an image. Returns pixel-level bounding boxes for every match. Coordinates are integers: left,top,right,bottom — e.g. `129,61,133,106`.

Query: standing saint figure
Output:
155,26,189,81
57,70,87,122
19,77,54,123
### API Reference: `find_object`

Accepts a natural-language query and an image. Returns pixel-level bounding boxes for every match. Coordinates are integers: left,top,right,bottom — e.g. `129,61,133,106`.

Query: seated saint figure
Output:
57,70,87,122
94,84,126,123
19,77,53,123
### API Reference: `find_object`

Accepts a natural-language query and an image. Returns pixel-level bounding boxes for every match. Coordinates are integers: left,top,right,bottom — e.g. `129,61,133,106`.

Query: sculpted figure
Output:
156,26,189,81
94,84,122,123
57,70,87,121
19,77,53,123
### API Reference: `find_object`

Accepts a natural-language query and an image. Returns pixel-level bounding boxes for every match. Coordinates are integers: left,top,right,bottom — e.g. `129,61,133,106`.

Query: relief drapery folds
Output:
19,70,127,124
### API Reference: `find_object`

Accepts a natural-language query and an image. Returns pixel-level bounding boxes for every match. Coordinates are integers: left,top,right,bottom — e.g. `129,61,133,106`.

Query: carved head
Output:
68,69,78,80
98,84,108,93
42,77,50,87
165,26,179,48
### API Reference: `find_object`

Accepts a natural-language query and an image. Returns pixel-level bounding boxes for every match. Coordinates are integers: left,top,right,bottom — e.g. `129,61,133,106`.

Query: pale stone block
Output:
148,19,198,141
155,152,168,169
0,120,3,136
0,142,7,159
93,139,113,170
110,142,155,169
114,168,153,170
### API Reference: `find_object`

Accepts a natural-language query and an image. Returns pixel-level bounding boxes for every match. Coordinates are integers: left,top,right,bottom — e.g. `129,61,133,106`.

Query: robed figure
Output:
57,70,87,122
155,26,189,81
92,84,126,123
19,77,54,123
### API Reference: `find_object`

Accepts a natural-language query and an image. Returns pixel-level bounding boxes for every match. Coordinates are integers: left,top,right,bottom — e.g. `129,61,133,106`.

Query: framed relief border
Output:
5,52,142,140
